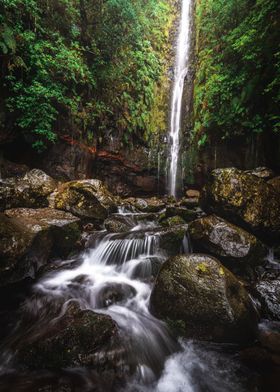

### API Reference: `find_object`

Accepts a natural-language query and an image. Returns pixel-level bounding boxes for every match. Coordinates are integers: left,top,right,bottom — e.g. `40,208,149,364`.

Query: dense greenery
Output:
0,0,175,150
193,0,280,146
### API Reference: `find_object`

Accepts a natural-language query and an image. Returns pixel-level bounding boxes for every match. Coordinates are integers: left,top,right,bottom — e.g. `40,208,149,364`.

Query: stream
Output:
0,208,253,391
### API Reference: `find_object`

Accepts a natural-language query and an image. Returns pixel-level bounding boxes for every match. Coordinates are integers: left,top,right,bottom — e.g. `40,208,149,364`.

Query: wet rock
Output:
258,321,280,354
17,302,124,371
104,215,133,233
150,254,258,343
186,189,200,198
96,283,136,308
0,169,57,211
122,197,165,213
179,197,199,208
201,168,280,241
245,167,275,180
189,215,267,269
53,179,117,221
0,158,29,178
161,215,186,228
165,206,199,223
268,176,280,194
0,208,81,286
156,226,186,256
255,279,280,320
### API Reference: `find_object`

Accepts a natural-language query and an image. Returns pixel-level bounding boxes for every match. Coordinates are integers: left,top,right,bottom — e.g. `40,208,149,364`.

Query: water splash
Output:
169,0,192,197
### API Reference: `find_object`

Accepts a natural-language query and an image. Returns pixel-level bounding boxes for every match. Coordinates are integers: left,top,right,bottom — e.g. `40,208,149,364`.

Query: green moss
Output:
196,262,208,274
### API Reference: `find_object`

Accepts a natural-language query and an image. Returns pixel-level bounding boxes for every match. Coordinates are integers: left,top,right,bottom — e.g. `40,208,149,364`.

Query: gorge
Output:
0,1,280,391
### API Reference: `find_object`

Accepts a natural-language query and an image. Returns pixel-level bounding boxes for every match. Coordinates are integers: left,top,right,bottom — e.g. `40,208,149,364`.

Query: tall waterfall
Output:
169,0,192,197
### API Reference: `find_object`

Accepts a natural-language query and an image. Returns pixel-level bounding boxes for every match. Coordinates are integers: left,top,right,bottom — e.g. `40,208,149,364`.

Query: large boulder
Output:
201,168,280,241
0,208,81,286
16,302,124,371
53,179,117,221
150,254,258,342
189,215,267,269
0,169,56,211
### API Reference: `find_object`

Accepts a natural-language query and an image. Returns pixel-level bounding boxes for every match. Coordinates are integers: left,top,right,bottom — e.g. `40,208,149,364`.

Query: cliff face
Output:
182,0,280,186
0,0,180,196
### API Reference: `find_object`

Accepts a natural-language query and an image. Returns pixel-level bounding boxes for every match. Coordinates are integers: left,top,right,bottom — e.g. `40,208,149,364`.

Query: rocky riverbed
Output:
0,166,280,391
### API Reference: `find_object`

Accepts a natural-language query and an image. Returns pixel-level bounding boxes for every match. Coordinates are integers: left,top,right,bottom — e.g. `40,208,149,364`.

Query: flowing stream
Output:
169,0,192,197
0,209,251,391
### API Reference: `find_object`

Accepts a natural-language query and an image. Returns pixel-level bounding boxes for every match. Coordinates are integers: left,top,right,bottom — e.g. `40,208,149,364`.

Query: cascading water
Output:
169,0,192,197
0,209,251,391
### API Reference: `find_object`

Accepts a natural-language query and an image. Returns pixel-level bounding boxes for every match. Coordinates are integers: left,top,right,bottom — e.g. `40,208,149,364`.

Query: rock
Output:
186,189,200,198
245,167,275,180
156,226,186,256
96,283,136,308
0,169,57,211
201,168,280,241
268,176,280,194
189,215,267,269
0,208,81,286
161,215,186,228
150,254,258,342
17,302,124,371
53,179,117,221
255,279,280,321
122,197,165,213
0,158,29,178
104,215,133,233
165,206,199,223
179,197,199,208
258,321,280,354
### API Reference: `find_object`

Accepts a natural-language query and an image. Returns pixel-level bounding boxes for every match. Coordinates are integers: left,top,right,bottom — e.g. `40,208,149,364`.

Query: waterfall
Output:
169,0,192,197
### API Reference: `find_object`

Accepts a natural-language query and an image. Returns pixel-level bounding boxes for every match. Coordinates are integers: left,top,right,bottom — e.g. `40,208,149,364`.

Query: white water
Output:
34,220,177,385
169,0,192,197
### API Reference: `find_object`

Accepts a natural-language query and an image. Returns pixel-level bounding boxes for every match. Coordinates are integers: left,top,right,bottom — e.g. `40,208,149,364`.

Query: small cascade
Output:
169,0,192,197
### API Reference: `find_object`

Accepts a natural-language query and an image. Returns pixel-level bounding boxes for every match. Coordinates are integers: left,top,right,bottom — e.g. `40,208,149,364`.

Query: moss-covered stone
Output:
189,214,267,269
157,226,186,256
201,168,280,241
161,215,186,227
165,206,198,222
150,254,258,343
53,179,117,221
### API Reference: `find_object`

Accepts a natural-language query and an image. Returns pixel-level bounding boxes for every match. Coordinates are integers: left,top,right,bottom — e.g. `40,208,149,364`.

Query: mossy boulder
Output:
0,208,81,286
161,215,186,228
150,254,258,342
189,215,267,269
165,206,199,222
156,226,186,256
0,169,57,211
17,302,123,370
201,168,280,241
53,179,117,221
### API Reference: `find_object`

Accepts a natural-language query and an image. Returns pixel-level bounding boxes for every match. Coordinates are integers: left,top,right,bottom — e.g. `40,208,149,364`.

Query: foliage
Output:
0,0,174,150
193,0,280,145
